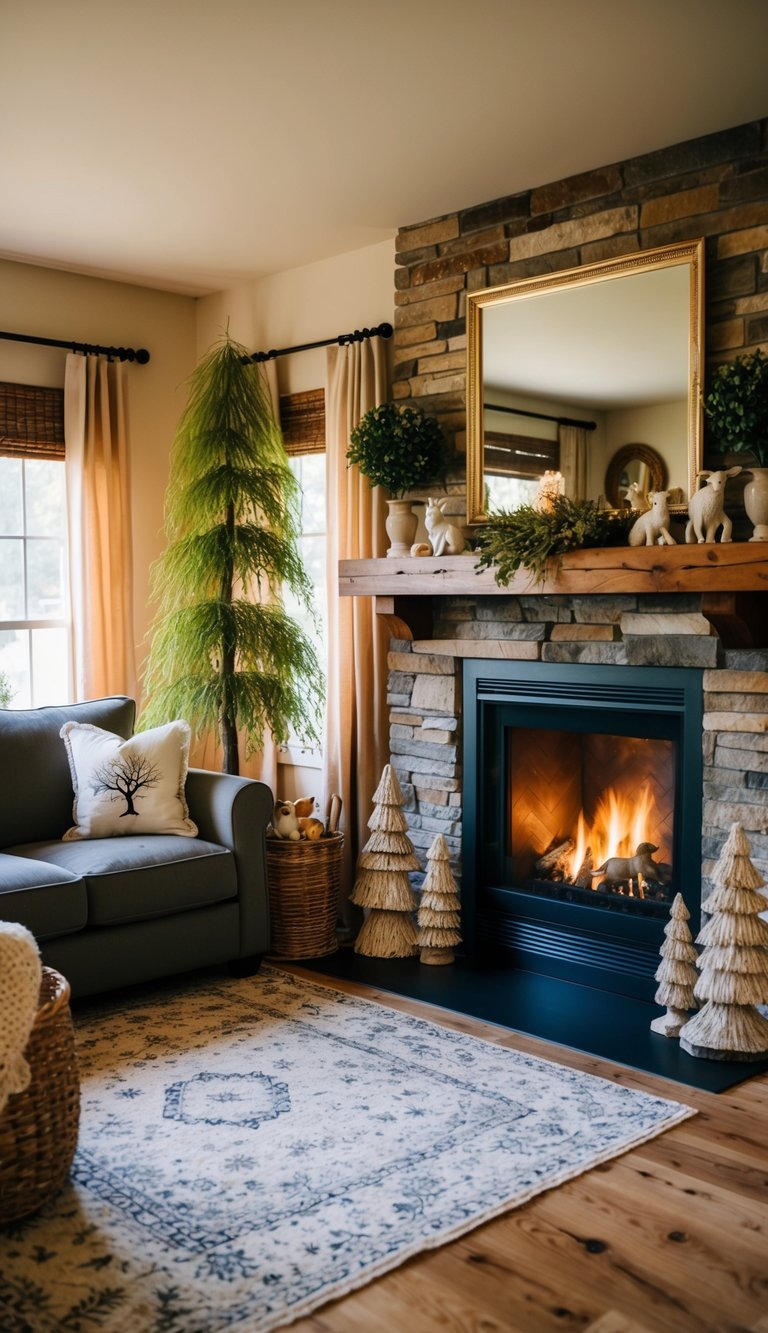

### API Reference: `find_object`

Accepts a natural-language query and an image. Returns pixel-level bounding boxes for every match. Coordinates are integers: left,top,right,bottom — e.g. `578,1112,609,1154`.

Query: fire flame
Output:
568,783,658,880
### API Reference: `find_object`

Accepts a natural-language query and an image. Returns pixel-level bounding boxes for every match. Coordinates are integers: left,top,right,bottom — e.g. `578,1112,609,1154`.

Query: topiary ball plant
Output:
704,349,768,467
346,402,445,497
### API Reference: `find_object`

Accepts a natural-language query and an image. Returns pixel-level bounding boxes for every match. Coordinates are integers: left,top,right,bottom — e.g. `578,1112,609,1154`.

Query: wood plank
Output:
282,965,768,1333
339,544,768,598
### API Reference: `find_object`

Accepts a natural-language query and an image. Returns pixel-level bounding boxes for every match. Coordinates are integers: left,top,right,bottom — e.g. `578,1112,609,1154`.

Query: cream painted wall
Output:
0,259,198,689
196,239,395,393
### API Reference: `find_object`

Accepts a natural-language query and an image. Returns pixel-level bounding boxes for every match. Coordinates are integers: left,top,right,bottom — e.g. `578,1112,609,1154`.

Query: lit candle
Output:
534,470,564,514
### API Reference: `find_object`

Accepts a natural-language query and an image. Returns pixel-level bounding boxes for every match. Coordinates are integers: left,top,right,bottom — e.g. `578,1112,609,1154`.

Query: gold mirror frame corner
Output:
465,237,704,525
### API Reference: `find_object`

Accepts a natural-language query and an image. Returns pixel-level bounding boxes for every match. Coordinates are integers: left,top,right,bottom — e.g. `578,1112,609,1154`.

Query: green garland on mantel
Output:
473,497,634,586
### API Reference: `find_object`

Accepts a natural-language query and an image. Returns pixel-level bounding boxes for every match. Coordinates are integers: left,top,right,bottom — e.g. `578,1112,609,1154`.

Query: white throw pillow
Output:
60,720,198,840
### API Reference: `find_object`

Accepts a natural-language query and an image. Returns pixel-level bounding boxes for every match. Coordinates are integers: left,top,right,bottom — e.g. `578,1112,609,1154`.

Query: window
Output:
280,389,326,765
484,430,559,513
0,383,70,708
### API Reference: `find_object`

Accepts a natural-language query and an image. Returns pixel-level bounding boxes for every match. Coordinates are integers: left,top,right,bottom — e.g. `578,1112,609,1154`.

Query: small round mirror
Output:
605,443,667,509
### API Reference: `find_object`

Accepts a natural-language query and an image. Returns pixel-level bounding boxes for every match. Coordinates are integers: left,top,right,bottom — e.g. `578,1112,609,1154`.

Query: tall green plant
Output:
140,337,323,775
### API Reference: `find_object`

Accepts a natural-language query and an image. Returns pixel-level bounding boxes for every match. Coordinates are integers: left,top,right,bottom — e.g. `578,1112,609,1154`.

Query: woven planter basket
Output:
266,833,343,959
0,967,80,1226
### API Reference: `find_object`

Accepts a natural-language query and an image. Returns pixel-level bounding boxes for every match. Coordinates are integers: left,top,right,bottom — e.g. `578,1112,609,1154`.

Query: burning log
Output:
574,848,594,888
535,837,575,880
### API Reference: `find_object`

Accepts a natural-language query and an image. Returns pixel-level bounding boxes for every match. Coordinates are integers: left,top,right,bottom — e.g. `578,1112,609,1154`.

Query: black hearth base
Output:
298,950,768,1093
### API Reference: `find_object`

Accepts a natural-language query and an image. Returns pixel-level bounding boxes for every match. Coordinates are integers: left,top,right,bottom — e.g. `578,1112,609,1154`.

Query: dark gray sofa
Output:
0,696,273,997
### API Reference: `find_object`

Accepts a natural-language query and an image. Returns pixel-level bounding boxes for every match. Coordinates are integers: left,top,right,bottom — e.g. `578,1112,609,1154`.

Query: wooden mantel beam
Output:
340,544,768,599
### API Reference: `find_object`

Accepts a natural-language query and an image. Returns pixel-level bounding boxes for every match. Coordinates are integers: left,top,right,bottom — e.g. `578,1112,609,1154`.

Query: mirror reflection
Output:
466,240,703,523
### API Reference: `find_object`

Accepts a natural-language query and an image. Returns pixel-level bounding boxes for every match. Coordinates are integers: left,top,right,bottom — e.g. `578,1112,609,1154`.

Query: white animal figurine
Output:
594,842,661,885
627,490,676,546
685,466,742,544
623,481,649,511
424,497,466,556
271,800,301,841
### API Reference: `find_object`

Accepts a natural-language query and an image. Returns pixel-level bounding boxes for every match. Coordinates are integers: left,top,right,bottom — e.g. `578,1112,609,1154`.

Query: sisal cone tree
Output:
679,822,768,1060
140,337,323,774
650,893,698,1037
350,764,419,958
417,833,462,965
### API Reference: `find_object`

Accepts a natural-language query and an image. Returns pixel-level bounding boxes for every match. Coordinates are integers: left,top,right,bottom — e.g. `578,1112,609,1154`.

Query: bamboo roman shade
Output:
484,430,558,478
0,382,65,460
279,388,325,455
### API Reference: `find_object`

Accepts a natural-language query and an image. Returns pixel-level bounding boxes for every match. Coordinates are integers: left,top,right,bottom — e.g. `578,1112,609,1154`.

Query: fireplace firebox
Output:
463,662,703,1000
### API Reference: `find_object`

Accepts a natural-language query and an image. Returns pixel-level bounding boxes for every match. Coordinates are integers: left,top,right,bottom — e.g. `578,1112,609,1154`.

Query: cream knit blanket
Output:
0,922,42,1116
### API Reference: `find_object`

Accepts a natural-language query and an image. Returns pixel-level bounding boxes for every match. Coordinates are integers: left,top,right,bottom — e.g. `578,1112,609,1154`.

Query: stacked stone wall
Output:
393,119,768,505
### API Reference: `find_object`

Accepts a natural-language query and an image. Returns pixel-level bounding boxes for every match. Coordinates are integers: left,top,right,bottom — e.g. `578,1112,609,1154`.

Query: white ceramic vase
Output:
385,499,418,557
744,467,768,542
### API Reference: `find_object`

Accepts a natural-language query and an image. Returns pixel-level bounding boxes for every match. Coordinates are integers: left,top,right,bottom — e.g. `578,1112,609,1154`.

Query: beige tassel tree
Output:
650,893,698,1037
679,822,768,1060
417,833,462,965
350,764,419,958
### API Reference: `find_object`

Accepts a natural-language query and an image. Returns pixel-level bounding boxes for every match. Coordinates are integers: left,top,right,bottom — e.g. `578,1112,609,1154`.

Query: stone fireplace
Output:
377,587,768,997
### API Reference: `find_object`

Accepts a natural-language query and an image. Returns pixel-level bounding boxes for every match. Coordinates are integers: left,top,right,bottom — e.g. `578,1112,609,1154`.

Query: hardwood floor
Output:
281,964,768,1333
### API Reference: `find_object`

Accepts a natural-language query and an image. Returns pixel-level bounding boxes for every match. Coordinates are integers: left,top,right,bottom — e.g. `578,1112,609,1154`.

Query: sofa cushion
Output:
7,836,237,927
0,697,136,849
60,720,198,840
0,852,87,939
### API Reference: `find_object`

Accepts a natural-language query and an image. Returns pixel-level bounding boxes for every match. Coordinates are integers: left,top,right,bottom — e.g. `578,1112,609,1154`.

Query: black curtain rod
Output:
484,401,596,431
0,329,150,364
245,321,393,364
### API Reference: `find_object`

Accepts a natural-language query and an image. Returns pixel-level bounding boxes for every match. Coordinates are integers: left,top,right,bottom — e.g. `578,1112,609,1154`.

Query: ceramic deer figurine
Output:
685,467,742,543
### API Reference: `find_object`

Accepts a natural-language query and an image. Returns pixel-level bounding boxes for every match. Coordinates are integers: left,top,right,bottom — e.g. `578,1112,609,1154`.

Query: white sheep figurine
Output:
685,466,742,543
627,490,676,546
424,497,466,556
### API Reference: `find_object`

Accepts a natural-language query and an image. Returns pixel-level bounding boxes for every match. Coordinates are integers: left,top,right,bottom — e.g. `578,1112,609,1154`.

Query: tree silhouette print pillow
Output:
60,721,198,840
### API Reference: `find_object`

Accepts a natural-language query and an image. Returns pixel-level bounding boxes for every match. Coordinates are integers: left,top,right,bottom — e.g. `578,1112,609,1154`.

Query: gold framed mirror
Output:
466,239,704,523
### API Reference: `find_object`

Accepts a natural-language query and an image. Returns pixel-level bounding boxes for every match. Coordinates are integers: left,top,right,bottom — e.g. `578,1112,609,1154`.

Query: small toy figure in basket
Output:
268,794,342,841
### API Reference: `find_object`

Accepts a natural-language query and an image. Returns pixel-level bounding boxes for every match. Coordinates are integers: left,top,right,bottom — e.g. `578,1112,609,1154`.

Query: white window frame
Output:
279,406,326,772
0,452,71,708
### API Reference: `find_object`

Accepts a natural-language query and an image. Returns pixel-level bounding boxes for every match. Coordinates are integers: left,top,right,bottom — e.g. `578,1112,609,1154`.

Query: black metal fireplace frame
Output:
463,660,703,1000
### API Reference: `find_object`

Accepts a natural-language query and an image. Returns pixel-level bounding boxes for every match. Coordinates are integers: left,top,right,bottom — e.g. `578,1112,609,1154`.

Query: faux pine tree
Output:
141,337,323,774
650,893,698,1037
350,764,419,958
679,822,768,1060
417,833,462,965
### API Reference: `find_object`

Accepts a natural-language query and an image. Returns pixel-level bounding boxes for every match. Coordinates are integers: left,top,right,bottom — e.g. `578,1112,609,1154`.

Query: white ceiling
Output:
2,0,767,297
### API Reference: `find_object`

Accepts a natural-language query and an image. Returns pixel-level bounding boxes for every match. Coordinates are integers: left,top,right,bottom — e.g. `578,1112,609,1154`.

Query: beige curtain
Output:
559,423,589,501
323,339,389,927
64,353,137,702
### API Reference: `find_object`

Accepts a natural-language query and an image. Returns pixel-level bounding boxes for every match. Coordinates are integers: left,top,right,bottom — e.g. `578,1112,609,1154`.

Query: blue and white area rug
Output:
1,966,695,1331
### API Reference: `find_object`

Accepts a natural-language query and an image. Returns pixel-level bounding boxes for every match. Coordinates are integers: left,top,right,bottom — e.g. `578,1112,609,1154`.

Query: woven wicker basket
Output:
266,833,343,959
0,967,80,1226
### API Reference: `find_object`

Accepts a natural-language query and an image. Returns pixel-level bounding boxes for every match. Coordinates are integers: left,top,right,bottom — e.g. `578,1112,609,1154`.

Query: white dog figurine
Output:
685,467,742,543
628,490,676,547
424,497,465,556
623,480,649,511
